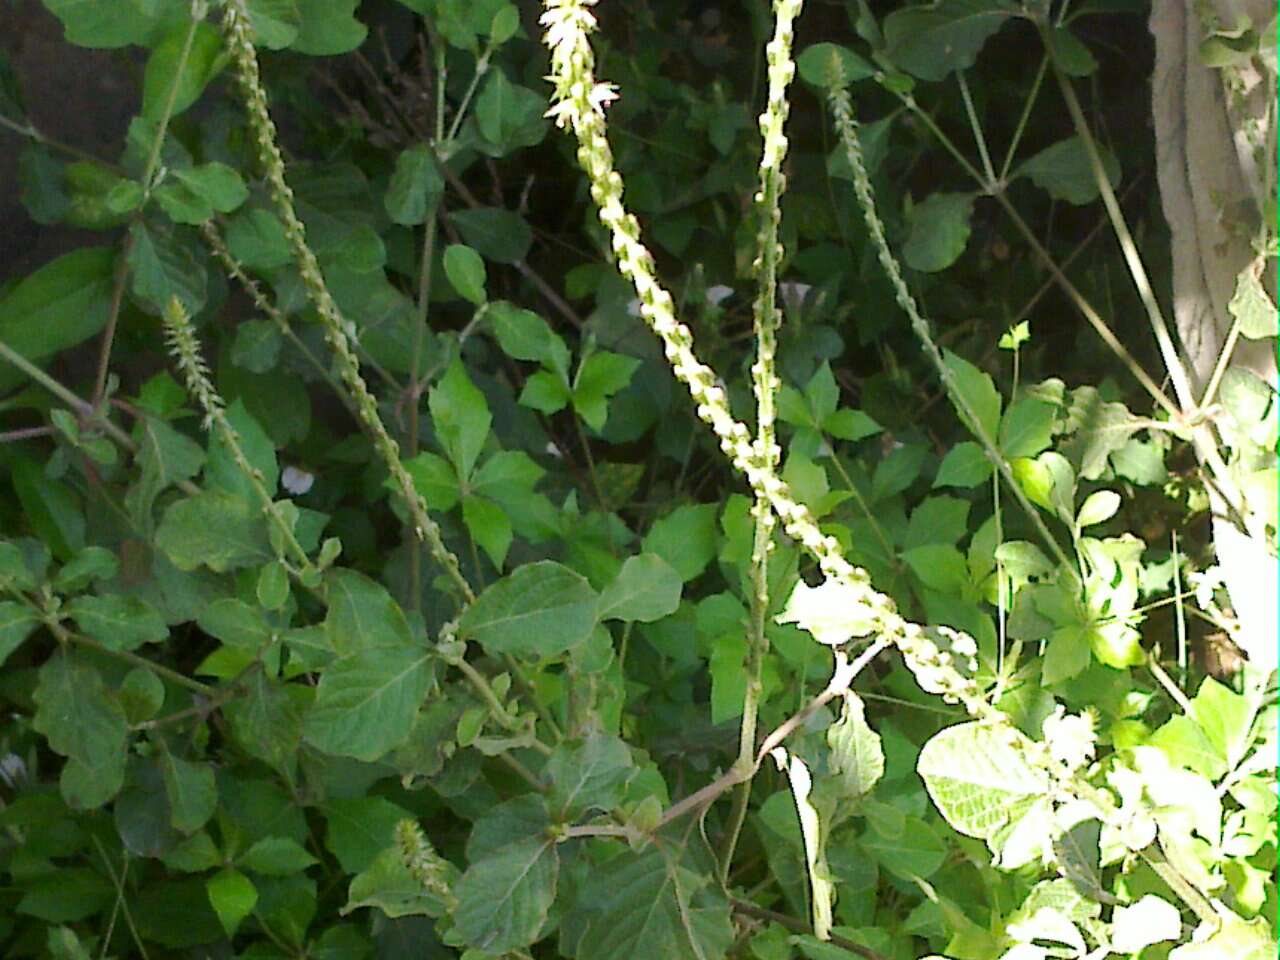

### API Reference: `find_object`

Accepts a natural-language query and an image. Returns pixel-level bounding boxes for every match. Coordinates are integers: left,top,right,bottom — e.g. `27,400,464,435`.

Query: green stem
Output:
64,629,216,697
998,56,1047,183
956,71,996,185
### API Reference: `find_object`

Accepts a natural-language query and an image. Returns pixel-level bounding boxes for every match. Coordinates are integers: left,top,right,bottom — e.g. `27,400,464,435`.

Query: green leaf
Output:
574,351,640,431
385,144,444,226
1187,676,1256,771
323,568,413,655
0,602,41,668
207,868,257,938
903,192,974,272
934,441,994,487
1076,489,1120,528
545,736,633,819
442,241,486,305
917,722,1048,842
67,594,167,651
40,0,177,48
343,845,449,919
489,301,570,376
863,812,946,879
904,495,971,549
598,554,682,623
206,399,279,500
642,504,718,581
156,162,249,225
0,247,115,394
460,560,598,657
155,490,272,572
244,0,302,49
1011,451,1075,522
883,0,1014,82
142,21,226,120
127,219,207,314
303,646,433,761
567,847,734,960
159,751,216,833
902,543,969,593
450,207,533,263
453,797,559,953
292,0,367,55
709,631,748,724
323,796,413,874
999,397,1056,459
471,450,545,504
240,836,319,875
16,869,113,922
824,408,881,442
32,650,128,809
404,451,461,513
12,458,84,560
827,692,885,799
429,358,491,478
475,68,549,155
256,560,290,610
943,349,1001,442
519,370,572,415
1016,136,1120,206
1228,269,1278,339
224,208,292,269
463,494,513,570
796,43,874,88
1046,25,1098,76
56,546,119,592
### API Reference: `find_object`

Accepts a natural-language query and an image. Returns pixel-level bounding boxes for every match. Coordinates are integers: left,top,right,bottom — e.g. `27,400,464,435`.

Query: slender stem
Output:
0,338,135,450
826,452,909,584
998,57,1048,183
1147,654,1194,716
893,87,1181,419
447,652,552,756
957,72,996,186
1140,847,1219,926
0,425,56,443
1197,309,1243,410
444,49,491,143
61,628,216,697
0,113,123,170
91,234,134,410
1044,40,1195,415
91,835,151,960
730,899,891,960
406,204,440,612
1171,530,1187,682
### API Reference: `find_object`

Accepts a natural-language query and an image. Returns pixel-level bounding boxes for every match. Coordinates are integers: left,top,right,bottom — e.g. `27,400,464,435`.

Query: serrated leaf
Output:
323,568,413,656
545,735,633,819
303,647,433,761
156,490,272,572
942,349,1001,441
463,494,513,570
67,594,167,651
598,554,682,623
32,650,128,809
453,819,558,952
0,602,41,668
459,561,598,657
827,691,885,799
568,847,734,960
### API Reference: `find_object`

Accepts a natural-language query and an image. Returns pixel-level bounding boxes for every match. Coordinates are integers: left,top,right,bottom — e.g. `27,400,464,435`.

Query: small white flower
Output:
0,753,27,790
625,297,643,317
281,465,315,496
544,441,563,459
779,281,812,313
705,284,735,306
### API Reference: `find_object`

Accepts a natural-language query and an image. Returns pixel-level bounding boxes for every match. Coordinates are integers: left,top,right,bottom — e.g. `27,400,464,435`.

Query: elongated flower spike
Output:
541,0,996,720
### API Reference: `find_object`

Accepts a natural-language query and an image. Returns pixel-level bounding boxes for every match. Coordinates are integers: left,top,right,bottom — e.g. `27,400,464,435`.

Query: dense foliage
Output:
0,0,1275,959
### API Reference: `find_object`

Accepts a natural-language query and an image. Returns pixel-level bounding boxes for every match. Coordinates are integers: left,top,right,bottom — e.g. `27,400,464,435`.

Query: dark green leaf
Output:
0,601,41,668
0,247,115,393
942,349,1001,441
385,144,444,226
450,207,533,263
323,796,413,873
475,68,548,156
12,458,85,561
545,735,633,819
67,594,168,651
460,560,598,657
1016,136,1120,206
903,192,974,272
641,504,718,581
598,554,682,622
442,243,487,305
292,0,367,55
155,490,272,572
207,868,257,937
127,219,207,314
796,43,874,88
303,647,433,761
159,751,217,833
142,21,226,120
429,358,491,478
883,0,1013,82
